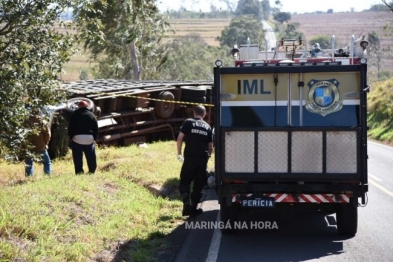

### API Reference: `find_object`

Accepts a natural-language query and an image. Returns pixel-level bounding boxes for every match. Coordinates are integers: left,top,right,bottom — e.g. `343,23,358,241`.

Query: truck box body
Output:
213,57,368,235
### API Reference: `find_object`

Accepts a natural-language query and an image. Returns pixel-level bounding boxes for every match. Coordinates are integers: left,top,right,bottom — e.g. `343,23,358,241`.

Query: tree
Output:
218,15,265,49
382,0,393,10
271,0,282,14
0,0,76,159
368,31,382,79
369,2,391,11
74,0,172,80
235,0,263,20
280,23,304,40
261,0,271,19
273,12,291,24
308,35,331,49
158,34,232,81
219,0,236,12
381,0,393,34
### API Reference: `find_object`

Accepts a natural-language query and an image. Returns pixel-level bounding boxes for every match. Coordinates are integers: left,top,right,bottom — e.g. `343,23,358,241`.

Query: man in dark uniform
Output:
177,105,213,217
68,100,98,174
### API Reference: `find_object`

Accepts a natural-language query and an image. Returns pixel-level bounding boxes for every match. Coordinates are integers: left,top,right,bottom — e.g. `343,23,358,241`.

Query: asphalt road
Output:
170,141,393,262
262,21,276,51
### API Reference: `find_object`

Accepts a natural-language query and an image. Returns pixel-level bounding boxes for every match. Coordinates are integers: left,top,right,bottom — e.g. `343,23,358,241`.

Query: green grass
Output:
367,78,393,144
0,141,214,261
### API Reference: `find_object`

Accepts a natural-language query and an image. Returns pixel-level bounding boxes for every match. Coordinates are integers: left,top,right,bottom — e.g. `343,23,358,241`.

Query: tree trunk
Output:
130,41,140,80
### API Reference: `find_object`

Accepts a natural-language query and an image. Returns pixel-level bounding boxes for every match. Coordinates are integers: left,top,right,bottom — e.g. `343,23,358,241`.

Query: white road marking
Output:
369,173,383,182
369,178,393,198
205,211,221,262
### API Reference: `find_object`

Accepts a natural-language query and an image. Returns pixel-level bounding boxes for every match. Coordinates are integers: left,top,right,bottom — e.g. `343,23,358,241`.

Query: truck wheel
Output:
66,97,95,112
336,203,358,236
181,96,206,104
156,91,175,118
180,86,207,97
220,201,239,234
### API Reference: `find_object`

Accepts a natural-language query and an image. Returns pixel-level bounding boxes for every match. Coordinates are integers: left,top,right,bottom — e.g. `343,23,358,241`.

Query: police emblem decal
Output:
305,79,343,117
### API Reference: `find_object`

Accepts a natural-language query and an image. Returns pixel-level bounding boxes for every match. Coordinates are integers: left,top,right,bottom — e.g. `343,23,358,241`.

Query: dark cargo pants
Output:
178,156,208,205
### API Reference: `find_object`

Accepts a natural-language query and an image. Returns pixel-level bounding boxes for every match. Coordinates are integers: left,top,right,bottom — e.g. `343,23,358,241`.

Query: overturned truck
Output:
48,80,214,158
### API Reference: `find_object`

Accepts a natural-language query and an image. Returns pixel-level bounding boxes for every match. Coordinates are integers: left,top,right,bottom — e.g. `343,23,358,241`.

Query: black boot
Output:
182,203,191,216
181,193,191,216
190,203,203,218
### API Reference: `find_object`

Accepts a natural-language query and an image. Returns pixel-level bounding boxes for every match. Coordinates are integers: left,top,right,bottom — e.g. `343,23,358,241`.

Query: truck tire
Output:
180,86,207,97
204,86,214,104
336,203,358,236
66,97,95,112
181,96,206,104
156,91,175,119
220,201,239,234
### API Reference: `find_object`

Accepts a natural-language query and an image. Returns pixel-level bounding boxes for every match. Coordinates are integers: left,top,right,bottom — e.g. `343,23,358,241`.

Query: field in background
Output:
61,52,93,82
167,18,230,46
290,11,393,76
61,18,230,82
291,12,392,47
63,11,393,82
54,24,95,83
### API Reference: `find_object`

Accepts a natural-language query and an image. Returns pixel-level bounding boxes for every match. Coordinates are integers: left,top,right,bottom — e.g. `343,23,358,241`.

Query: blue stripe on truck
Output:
221,104,359,127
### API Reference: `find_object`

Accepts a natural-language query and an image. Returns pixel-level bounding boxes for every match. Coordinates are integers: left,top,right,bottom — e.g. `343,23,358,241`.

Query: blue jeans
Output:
25,150,52,176
71,141,97,174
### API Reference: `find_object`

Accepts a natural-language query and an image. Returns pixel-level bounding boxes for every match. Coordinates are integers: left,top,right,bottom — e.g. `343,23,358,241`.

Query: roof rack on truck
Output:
232,35,369,67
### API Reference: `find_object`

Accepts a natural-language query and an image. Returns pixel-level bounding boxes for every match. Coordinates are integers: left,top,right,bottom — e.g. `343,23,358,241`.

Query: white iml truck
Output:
213,36,369,236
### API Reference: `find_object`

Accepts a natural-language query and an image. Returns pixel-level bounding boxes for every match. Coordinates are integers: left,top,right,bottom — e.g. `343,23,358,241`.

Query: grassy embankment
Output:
0,18,223,260
0,141,214,261
367,78,393,144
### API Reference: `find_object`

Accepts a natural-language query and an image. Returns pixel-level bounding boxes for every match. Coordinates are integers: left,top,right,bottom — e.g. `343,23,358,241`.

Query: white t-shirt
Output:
73,134,94,145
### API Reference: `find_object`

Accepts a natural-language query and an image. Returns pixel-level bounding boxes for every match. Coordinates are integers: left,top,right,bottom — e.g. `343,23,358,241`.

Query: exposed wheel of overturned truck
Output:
66,97,95,112
180,86,207,97
220,199,240,234
336,202,358,236
155,91,175,118
181,96,206,104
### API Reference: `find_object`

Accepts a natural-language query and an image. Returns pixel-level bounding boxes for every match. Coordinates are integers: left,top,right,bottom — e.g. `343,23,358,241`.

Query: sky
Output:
157,0,384,13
